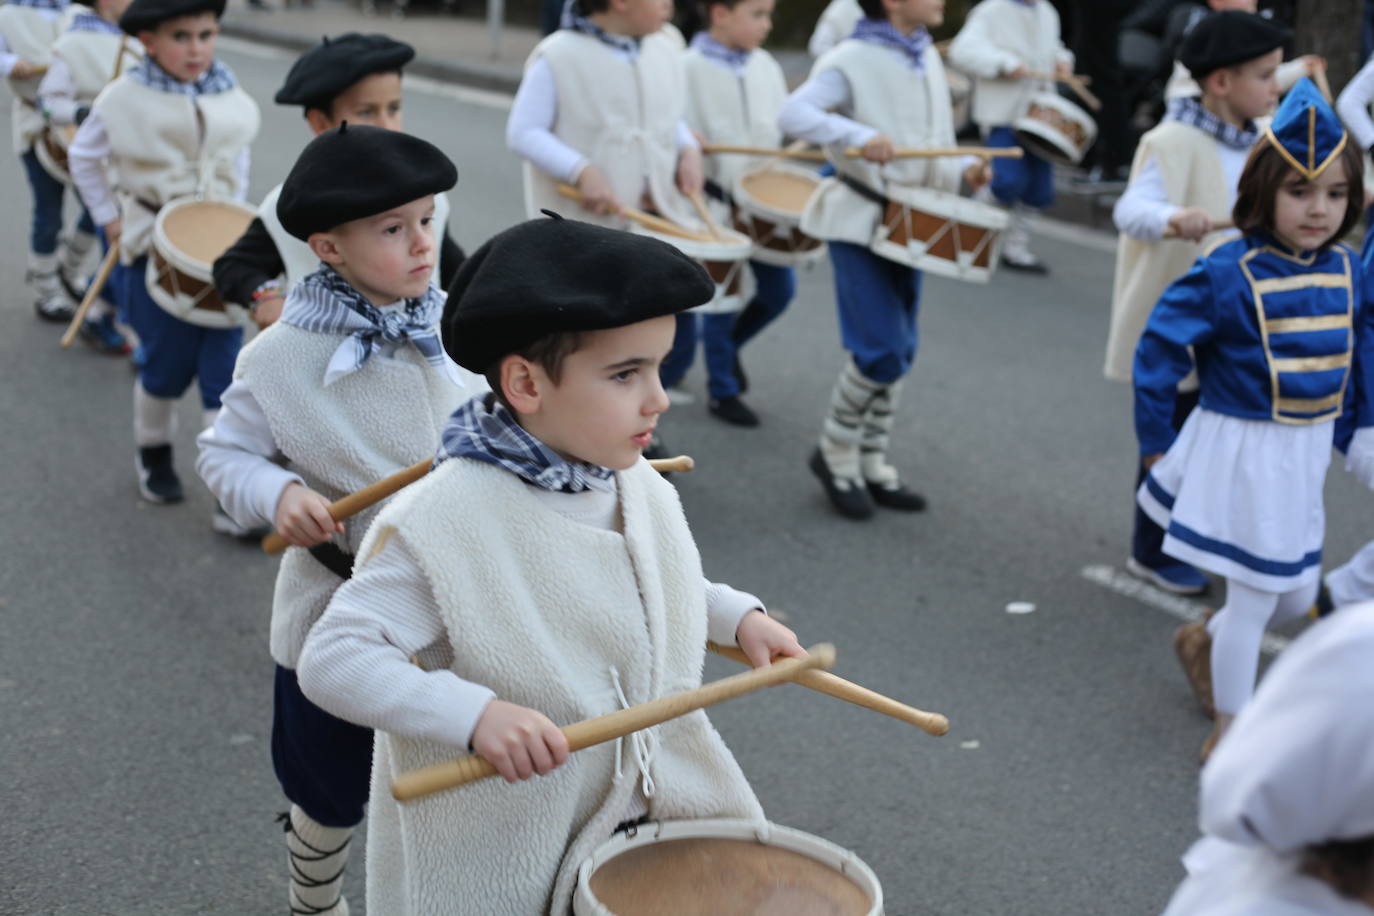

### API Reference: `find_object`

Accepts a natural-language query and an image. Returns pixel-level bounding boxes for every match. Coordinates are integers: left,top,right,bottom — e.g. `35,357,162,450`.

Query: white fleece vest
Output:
1104,121,1232,383
363,458,764,916
800,39,962,246
522,29,696,229
257,183,454,294
0,4,60,151
51,28,138,104
234,322,465,668
945,0,1069,130
682,46,787,199
94,75,259,261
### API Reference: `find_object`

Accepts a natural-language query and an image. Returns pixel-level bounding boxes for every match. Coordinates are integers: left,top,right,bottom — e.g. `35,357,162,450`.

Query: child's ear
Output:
136,30,157,54
304,108,336,136
308,233,344,265
501,356,543,415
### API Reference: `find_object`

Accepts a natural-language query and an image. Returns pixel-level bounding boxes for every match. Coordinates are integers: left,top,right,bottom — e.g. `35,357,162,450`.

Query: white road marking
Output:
217,35,515,111
1080,564,1291,655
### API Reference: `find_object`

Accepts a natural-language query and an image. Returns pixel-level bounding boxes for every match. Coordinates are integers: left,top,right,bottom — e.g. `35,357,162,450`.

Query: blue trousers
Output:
828,241,922,385
271,666,373,828
660,260,796,399
124,255,242,409
20,147,95,255
986,126,1054,210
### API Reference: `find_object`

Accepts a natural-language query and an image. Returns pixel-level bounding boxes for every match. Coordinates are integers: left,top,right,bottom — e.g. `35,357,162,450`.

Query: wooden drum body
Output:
575,818,884,916
1012,92,1097,166
870,185,1008,284
35,124,76,186
630,225,753,314
146,197,255,329
731,165,826,267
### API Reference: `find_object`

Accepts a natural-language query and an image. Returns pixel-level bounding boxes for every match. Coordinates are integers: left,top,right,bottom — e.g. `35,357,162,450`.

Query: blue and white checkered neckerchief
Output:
127,55,238,96
8,0,67,11
560,0,639,56
69,11,122,33
1166,96,1260,151
435,392,617,494
690,31,749,73
280,265,459,387
850,18,931,70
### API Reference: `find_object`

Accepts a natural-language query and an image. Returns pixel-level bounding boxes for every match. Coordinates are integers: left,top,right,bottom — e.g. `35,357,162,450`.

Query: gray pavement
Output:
3,36,1372,916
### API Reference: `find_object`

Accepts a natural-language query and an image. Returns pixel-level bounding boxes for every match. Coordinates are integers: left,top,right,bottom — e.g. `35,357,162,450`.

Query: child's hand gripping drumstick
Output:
260,456,697,554
391,645,836,801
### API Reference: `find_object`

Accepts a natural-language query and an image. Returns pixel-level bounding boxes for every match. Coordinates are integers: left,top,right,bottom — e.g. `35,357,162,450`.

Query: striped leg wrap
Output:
820,360,885,481
860,380,902,486
279,806,352,916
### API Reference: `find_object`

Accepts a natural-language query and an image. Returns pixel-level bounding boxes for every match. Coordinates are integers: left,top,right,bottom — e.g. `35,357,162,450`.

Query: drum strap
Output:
838,173,889,210
307,542,355,580
703,178,734,208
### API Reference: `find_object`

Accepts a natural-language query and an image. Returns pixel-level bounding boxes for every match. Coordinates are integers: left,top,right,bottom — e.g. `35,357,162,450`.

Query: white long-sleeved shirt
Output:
1112,141,1250,241
194,318,474,530
67,105,251,227
506,50,698,185
297,484,766,751
1337,55,1374,153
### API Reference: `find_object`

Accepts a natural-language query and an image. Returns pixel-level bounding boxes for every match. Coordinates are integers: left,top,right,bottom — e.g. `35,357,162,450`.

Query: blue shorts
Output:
828,241,922,385
271,665,373,828
987,126,1055,210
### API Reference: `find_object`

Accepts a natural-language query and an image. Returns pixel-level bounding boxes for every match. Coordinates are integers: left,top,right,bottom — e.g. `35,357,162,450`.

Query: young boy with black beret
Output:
196,124,479,916
67,0,259,510
296,214,806,916
212,32,466,332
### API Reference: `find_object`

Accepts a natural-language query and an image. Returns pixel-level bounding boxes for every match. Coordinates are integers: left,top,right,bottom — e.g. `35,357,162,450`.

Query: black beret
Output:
276,123,457,240
119,0,225,34
1179,10,1290,80
443,214,716,373
274,33,415,109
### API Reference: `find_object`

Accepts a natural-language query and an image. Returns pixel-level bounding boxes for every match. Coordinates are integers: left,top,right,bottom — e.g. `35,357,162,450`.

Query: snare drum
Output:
35,124,76,185
870,185,1008,284
731,165,826,267
146,197,256,329
1012,92,1097,166
630,224,753,314
575,818,883,916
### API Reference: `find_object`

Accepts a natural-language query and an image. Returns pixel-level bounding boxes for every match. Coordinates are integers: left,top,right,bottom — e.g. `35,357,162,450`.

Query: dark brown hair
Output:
483,330,584,411
856,0,885,20
1303,835,1374,900
1232,140,1365,249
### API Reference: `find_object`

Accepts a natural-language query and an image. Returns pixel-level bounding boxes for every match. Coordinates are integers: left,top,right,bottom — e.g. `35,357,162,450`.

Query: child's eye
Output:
384,225,402,235
421,217,433,226
611,369,637,382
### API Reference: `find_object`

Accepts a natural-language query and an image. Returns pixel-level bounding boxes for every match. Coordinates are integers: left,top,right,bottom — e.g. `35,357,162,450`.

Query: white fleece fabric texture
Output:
234,321,465,668
359,457,764,916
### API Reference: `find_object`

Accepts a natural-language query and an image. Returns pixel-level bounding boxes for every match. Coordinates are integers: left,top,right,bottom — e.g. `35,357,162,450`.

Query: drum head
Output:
740,169,818,215
587,837,872,916
161,200,255,268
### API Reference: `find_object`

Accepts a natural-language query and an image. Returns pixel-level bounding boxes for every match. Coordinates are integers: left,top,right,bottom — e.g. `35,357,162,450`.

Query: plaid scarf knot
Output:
850,19,931,70
1166,97,1260,152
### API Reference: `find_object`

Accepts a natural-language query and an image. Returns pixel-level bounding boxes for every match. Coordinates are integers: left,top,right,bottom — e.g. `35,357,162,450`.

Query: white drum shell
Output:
629,224,753,314
146,196,255,329
731,164,827,268
1012,91,1097,166
574,818,884,916
869,185,1008,284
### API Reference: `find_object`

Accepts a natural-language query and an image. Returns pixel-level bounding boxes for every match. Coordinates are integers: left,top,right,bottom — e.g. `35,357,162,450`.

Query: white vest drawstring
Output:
609,665,658,798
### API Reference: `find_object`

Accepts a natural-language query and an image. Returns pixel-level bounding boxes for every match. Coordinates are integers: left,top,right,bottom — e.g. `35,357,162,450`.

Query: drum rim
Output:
628,223,754,260
575,817,884,916
152,195,258,274
732,163,823,225
1016,90,1094,121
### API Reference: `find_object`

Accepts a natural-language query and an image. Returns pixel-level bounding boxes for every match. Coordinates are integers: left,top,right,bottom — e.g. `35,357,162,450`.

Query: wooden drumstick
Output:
261,455,697,555
554,183,717,242
701,143,1023,161
59,243,120,348
391,644,837,801
689,191,725,241
1022,71,1101,111
707,642,949,736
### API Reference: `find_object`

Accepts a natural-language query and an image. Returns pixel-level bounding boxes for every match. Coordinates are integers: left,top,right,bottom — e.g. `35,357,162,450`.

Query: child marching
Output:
1133,79,1374,760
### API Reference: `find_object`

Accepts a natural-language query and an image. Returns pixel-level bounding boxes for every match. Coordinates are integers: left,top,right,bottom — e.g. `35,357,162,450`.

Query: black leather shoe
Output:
866,480,927,511
808,448,873,520
137,444,184,504
708,395,759,427
732,354,749,394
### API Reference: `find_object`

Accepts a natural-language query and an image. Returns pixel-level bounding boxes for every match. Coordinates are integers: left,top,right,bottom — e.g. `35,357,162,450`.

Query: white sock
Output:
133,381,177,448
284,805,352,916
201,407,219,433
1208,579,1313,715
860,380,902,486
820,360,883,480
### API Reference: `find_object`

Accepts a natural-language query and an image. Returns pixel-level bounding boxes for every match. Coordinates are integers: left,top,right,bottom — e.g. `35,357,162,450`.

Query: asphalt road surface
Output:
4,38,1371,916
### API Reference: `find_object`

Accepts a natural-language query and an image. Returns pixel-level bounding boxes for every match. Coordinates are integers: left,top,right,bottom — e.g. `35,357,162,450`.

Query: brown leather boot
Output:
1200,713,1233,765
1173,609,1217,719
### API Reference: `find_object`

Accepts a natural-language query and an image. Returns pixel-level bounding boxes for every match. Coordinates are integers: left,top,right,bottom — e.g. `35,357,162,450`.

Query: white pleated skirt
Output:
1137,407,1333,592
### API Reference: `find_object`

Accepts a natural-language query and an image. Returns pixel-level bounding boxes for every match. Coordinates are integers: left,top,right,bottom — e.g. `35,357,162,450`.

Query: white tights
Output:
1209,578,1316,715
